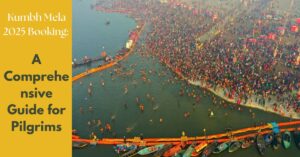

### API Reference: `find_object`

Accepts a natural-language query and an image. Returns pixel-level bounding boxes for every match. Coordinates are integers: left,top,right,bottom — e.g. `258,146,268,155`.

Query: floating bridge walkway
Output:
72,120,300,146
72,23,144,82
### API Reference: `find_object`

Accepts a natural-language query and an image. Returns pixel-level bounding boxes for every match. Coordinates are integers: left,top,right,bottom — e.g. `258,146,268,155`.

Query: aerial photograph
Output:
72,0,300,156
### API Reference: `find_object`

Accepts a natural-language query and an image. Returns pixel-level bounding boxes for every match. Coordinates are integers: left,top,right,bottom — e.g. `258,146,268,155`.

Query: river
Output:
72,0,299,157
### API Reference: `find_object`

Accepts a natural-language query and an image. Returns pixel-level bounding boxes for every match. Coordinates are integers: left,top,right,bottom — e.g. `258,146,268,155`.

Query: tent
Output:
291,25,299,32
268,33,276,40
296,18,300,24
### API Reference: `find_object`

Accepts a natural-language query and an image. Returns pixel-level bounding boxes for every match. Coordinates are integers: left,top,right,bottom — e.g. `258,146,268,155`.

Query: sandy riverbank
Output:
187,79,300,119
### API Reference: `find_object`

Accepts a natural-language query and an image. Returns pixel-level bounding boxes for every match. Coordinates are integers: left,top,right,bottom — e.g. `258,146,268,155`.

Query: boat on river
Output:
282,131,292,149
228,141,241,153
173,150,186,157
256,134,266,155
72,141,88,149
182,143,195,157
137,144,164,155
293,130,300,149
201,142,218,157
120,149,137,157
264,133,274,146
163,144,184,157
241,138,254,149
271,133,281,150
113,143,137,153
153,144,173,157
191,142,207,156
213,142,230,154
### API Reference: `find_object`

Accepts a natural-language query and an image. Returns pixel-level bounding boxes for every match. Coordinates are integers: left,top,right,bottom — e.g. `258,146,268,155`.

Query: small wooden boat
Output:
213,142,230,154
191,142,207,156
194,142,208,152
182,143,195,157
173,150,185,157
275,133,282,144
264,133,274,146
114,143,137,153
153,144,173,157
137,144,164,155
163,144,184,157
89,141,97,146
120,149,137,157
72,141,88,149
282,131,292,149
201,142,218,157
293,130,300,150
241,138,254,149
271,133,280,150
228,141,241,153
256,134,266,156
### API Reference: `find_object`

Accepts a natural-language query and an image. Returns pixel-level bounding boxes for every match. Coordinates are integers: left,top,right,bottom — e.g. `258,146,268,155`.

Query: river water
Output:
72,0,299,157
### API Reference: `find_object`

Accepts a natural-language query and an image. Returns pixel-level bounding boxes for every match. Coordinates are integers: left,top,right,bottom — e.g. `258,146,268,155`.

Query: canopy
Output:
248,38,257,43
291,25,299,32
296,18,300,24
268,33,276,40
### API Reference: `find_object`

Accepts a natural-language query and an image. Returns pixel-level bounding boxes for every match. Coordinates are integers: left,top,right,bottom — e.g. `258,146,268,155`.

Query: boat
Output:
293,130,300,149
201,142,218,157
72,141,88,149
213,142,230,154
241,138,254,149
113,143,137,153
275,133,282,144
153,144,173,157
137,144,164,155
271,133,280,150
194,142,208,152
264,133,274,146
89,141,97,146
163,144,184,157
282,131,292,149
228,141,241,153
120,149,137,157
182,143,195,157
191,142,207,156
256,134,266,156
173,150,186,157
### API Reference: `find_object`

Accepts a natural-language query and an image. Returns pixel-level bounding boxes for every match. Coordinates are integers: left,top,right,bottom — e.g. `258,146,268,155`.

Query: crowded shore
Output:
88,0,300,119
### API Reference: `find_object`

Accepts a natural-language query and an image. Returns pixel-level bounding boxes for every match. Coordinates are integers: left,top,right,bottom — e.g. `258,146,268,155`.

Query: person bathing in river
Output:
100,80,105,87
124,85,128,95
139,104,144,112
105,123,112,132
79,106,84,114
184,112,190,118
135,96,140,104
97,119,102,126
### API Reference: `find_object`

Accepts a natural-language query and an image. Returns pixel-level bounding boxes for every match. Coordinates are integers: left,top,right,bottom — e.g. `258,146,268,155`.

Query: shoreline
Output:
163,62,300,119
93,4,300,119
188,79,300,120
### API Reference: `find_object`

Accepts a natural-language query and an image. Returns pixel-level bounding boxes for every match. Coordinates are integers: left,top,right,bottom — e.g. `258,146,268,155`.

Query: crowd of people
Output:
99,0,300,117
